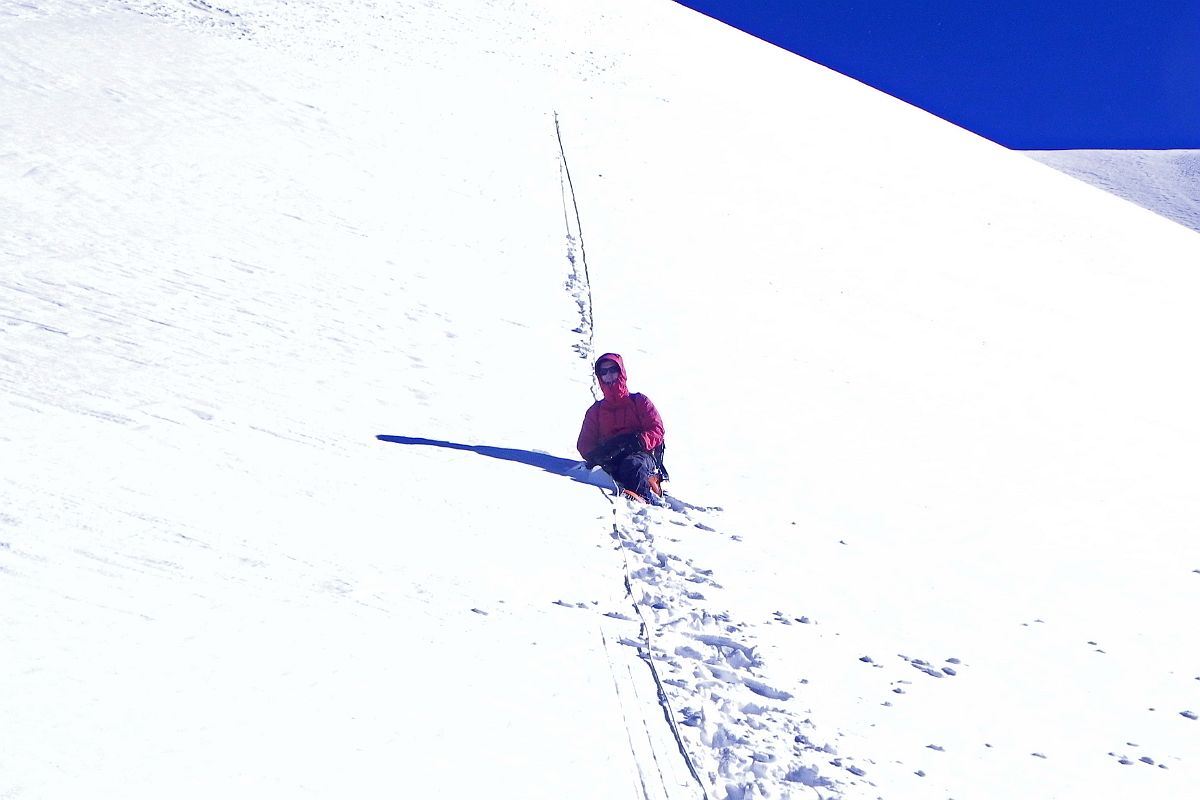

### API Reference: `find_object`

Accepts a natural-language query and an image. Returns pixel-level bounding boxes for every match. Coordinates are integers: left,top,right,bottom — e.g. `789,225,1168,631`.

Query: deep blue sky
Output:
676,1,1200,150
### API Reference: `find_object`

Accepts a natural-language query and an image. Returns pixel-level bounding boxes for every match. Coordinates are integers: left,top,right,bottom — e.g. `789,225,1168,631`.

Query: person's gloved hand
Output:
584,432,645,472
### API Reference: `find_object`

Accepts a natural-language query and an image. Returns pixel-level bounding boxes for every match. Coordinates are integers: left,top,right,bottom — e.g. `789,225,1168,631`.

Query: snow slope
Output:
3,2,1198,799
1026,149,1200,235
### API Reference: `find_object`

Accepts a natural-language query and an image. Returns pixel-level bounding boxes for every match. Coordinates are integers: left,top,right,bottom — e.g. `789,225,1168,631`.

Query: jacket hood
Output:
595,352,629,401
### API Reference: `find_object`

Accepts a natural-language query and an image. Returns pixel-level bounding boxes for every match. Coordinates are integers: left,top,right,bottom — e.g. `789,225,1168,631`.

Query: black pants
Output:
611,451,661,502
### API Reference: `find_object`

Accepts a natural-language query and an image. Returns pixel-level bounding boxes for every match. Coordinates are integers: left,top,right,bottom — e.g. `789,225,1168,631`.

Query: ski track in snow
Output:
605,500,858,799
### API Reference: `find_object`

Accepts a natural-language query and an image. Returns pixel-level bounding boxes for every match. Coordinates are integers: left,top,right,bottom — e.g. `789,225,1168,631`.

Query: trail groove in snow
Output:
609,497,714,800
608,501,847,800
555,112,596,368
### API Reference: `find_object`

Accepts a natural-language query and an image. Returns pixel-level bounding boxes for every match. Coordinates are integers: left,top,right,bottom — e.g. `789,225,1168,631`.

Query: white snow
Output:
1026,149,1200,234
3,2,1199,799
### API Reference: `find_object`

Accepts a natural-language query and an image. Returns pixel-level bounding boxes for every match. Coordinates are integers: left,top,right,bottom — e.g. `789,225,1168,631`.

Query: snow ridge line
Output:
553,112,597,376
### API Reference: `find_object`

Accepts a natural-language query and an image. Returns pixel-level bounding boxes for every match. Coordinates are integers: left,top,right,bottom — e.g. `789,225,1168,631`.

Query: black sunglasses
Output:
597,365,620,376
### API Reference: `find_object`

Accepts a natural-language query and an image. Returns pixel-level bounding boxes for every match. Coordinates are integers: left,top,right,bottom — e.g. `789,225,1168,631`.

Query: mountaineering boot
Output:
622,488,649,503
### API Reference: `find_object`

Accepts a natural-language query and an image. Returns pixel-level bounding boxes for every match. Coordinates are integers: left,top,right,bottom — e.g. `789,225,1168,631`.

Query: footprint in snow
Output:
784,764,834,788
743,678,792,701
827,757,866,778
1110,750,1168,768
899,654,955,678
690,634,761,666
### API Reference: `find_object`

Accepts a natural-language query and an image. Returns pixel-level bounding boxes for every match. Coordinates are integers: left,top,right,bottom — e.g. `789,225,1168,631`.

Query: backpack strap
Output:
630,393,669,480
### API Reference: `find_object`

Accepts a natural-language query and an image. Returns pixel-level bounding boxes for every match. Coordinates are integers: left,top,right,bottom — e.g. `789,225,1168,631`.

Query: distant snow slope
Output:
4,2,1200,800
1026,149,1200,234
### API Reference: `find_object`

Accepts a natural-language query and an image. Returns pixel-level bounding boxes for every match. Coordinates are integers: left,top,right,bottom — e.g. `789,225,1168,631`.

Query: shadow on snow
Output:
375,435,615,490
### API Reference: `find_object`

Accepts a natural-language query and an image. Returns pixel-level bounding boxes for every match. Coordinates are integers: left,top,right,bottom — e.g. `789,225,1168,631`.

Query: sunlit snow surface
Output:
2,2,1199,799
1026,149,1200,235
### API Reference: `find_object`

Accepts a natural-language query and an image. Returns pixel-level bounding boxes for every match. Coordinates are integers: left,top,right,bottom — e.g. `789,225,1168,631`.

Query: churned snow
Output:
2,2,1198,799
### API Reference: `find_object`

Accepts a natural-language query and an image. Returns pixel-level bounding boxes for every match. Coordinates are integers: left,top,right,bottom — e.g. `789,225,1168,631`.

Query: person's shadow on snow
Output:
377,435,719,515
375,435,617,491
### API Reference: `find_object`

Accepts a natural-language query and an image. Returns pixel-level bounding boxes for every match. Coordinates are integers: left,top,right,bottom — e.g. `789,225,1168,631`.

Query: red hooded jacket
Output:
577,353,665,460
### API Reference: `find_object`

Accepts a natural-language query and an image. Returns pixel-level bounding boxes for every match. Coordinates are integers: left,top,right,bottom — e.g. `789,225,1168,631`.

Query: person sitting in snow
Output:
577,353,666,504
